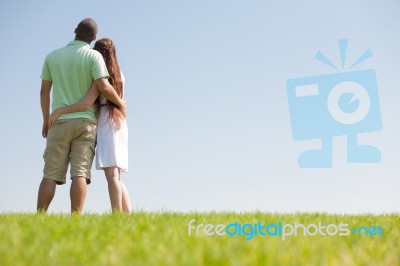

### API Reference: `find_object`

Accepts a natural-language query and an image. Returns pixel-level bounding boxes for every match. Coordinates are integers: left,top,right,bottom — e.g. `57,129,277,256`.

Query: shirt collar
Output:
67,40,90,47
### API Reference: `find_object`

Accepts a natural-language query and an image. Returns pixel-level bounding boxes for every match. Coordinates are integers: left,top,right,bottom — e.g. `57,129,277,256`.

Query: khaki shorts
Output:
43,119,97,185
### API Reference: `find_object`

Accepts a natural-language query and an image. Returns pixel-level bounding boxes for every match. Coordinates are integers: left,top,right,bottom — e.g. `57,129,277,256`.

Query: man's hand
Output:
95,77,125,109
42,122,49,139
119,100,127,116
40,80,52,138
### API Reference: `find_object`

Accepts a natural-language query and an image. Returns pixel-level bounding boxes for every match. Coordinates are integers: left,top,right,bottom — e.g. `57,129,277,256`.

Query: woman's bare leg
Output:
121,181,132,213
104,167,122,212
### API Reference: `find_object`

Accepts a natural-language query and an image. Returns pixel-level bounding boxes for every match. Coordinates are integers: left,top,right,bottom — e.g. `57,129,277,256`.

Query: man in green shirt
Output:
37,18,125,213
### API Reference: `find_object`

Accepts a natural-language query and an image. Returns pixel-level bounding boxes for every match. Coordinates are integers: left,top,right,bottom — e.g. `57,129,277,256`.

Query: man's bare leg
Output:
104,167,123,212
37,178,57,213
70,176,87,214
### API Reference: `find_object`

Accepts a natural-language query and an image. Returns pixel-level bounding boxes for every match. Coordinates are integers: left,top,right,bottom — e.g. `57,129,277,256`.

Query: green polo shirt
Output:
41,40,109,121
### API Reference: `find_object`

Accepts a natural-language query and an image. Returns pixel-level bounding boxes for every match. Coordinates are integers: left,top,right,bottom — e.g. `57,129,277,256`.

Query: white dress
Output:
96,76,128,173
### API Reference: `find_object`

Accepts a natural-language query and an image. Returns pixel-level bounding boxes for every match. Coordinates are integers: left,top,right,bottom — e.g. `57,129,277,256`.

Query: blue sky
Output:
0,0,399,213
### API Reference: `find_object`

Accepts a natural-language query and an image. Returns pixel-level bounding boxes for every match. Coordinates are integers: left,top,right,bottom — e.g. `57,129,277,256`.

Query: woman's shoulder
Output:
120,71,126,98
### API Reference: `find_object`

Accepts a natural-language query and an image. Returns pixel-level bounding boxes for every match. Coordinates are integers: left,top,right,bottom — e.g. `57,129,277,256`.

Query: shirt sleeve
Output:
40,56,52,81
91,52,109,80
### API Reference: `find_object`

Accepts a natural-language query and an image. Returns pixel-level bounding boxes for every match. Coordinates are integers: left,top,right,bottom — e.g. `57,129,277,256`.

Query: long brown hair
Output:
94,38,125,129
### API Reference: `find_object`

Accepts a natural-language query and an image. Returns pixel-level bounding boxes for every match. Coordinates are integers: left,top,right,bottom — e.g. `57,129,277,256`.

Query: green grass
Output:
0,212,399,266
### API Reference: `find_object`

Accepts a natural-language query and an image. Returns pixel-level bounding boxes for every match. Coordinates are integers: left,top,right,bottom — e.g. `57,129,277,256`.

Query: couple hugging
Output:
37,18,131,214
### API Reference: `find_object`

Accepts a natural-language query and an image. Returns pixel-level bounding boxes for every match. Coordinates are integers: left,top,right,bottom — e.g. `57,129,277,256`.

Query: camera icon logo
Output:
286,40,382,168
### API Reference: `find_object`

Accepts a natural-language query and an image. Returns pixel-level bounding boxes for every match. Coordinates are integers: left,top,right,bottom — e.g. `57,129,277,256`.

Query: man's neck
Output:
74,37,91,44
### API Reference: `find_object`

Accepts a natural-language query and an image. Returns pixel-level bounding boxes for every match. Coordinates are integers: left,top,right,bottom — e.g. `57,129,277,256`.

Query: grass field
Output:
0,212,399,266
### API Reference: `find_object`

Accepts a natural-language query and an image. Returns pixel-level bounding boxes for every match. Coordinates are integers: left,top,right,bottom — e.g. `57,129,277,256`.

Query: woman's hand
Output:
48,110,61,128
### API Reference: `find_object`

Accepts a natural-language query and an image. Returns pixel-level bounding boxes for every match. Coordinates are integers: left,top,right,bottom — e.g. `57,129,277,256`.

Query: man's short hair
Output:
75,18,98,42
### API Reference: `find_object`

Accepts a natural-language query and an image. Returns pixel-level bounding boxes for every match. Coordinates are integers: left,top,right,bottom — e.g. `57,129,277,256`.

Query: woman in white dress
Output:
49,38,131,213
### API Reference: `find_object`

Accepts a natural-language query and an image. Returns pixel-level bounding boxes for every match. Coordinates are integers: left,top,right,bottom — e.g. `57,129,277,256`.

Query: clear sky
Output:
0,0,399,213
